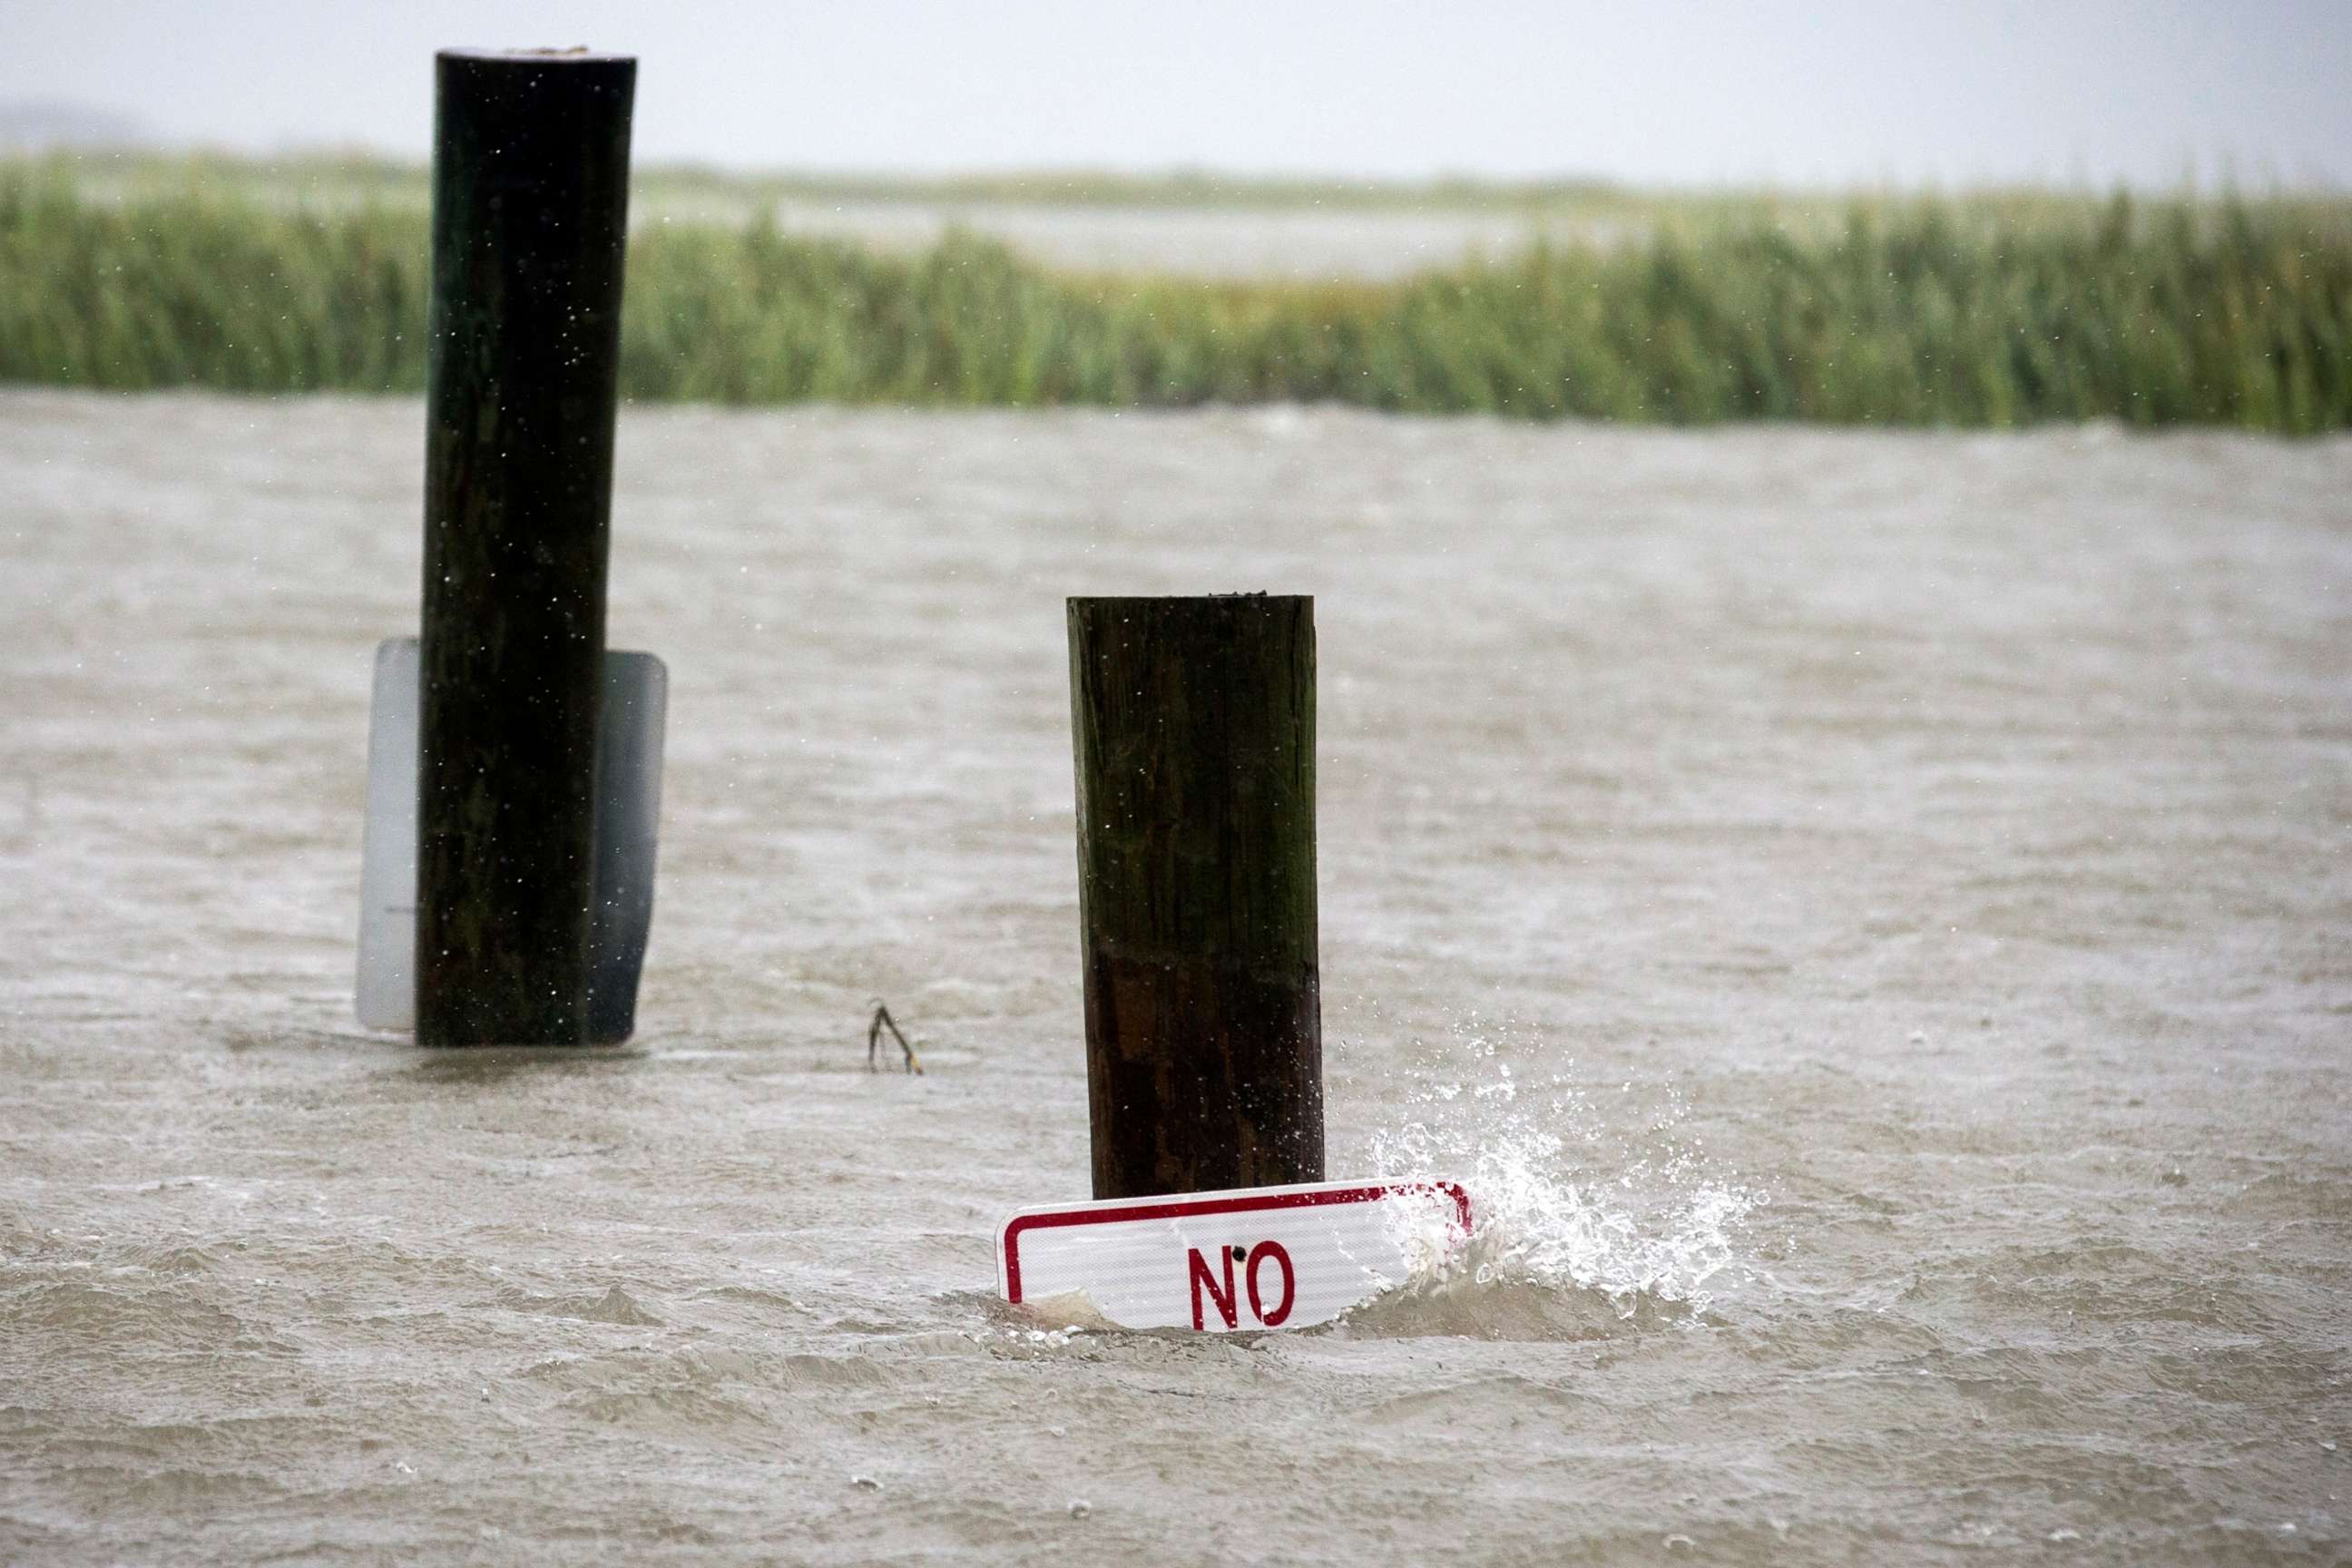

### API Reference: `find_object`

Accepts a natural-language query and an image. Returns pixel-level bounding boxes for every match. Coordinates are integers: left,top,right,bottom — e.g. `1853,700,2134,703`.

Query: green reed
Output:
4,164,2346,430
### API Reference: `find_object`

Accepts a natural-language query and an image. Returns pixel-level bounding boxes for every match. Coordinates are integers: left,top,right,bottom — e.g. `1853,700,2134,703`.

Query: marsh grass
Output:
4,161,2346,429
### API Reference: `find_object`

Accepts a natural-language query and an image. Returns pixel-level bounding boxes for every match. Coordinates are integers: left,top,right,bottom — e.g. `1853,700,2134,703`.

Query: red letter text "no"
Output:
1247,1240,1295,1327
1189,1247,1237,1330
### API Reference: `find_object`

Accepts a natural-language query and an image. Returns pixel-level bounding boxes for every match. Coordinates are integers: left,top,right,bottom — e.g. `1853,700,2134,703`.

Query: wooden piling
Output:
1067,594,1326,1199
415,49,635,1045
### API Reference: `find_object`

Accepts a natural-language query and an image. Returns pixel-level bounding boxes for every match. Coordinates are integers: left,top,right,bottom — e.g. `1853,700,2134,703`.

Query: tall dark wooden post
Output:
1067,594,1326,1199
416,49,635,1045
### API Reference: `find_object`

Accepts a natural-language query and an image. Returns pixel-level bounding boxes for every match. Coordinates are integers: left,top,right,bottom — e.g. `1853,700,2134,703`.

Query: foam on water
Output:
1360,1015,1765,1322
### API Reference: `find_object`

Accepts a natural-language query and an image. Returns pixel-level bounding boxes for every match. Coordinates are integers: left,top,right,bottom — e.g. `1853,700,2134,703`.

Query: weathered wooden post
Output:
416,49,635,1045
1067,594,1326,1199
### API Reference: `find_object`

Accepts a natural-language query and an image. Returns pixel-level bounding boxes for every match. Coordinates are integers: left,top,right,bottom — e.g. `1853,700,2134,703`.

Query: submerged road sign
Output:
357,637,668,1042
997,1180,1474,1332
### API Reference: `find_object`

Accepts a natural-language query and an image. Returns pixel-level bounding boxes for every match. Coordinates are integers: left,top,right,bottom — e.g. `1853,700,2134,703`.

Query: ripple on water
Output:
1329,1277,1701,1342
0,1279,267,1355
494,1284,665,1327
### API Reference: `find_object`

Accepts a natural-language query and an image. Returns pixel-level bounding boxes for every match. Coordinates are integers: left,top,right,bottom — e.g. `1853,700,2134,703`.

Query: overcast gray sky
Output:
5,0,2347,187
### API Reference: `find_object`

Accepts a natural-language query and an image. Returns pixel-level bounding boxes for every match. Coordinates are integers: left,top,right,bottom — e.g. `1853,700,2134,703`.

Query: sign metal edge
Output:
997,1179,1474,1306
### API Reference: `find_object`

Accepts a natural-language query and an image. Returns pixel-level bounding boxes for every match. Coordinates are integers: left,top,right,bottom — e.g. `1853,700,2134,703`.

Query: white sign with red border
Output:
997,1179,1473,1332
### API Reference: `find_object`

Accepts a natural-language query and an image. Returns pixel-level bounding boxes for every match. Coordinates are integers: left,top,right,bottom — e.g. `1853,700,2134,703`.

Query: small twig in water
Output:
867,1004,923,1075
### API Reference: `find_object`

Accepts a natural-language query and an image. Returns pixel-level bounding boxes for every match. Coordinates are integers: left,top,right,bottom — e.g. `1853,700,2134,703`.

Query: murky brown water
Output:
2,390,2347,1563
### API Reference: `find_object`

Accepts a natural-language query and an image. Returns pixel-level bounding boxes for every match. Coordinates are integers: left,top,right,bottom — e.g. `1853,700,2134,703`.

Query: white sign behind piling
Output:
997,1180,1472,1332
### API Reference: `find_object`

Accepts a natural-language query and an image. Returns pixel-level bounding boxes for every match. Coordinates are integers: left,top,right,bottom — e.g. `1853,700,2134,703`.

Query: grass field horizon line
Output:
5,163,2347,431
13,148,2347,217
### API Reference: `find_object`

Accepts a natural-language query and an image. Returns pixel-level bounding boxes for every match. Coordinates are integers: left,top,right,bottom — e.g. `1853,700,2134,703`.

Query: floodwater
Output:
730,198,1617,279
1,389,2346,1564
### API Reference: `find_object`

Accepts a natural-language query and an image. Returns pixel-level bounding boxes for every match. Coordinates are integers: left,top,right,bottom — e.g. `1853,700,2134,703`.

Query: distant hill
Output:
0,100,152,152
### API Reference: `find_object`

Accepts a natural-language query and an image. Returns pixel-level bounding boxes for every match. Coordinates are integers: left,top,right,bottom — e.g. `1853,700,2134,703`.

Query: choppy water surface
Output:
1,390,2347,1563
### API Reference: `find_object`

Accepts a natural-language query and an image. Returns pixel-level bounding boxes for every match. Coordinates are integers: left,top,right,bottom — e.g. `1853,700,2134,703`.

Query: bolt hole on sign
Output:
996,1181,1473,1332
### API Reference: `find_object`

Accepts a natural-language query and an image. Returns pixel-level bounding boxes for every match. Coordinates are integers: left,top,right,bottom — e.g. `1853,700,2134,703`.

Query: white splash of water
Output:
1365,1019,1765,1316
